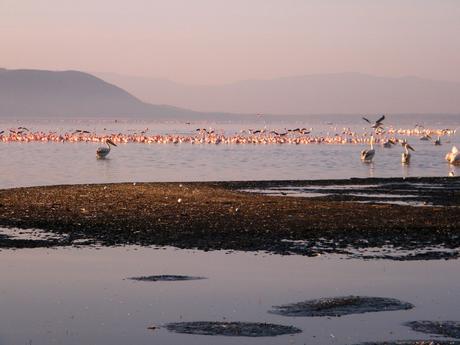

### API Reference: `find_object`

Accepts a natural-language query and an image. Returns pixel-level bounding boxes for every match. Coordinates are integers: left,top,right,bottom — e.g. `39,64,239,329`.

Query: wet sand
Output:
1,177,459,256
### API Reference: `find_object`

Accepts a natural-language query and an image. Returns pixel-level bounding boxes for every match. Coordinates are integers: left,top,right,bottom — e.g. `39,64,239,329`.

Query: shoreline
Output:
1,177,460,257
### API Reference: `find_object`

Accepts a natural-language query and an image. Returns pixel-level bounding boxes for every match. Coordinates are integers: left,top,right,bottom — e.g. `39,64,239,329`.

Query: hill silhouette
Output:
0,68,196,118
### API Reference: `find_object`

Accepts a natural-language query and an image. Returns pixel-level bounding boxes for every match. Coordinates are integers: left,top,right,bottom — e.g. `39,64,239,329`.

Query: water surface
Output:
1,115,459,189
0,246,459,345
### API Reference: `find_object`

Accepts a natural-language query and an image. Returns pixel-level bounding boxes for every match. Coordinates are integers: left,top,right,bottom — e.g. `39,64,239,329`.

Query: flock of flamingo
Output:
0,117,459,165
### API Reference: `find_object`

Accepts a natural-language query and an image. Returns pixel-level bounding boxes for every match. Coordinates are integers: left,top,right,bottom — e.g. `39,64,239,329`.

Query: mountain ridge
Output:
0,68,198,118
97,72,460,115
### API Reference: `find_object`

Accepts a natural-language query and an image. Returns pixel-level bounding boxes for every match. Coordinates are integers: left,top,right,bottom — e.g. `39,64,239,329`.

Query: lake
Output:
1,114,459,189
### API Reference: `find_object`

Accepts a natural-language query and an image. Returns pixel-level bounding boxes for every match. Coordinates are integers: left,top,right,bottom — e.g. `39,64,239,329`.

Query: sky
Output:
1,0,460,85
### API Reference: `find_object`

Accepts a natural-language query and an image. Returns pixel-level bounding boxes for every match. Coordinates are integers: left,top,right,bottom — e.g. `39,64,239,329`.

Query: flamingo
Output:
401,140,415,164
360,136,375,162
96,139,117,159
445,146,460,165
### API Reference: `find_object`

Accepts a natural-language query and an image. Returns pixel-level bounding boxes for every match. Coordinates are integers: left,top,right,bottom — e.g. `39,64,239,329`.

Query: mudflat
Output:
1,177,459,255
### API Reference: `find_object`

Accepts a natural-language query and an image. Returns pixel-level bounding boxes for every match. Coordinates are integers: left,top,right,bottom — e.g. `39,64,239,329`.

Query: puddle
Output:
271,185,381,190
128,275,206,282
355,200,432,207
269,296,414,317
240,188,330,198
164,321,302,337
405,321,460,339
347,193,419,198
241,180,458,206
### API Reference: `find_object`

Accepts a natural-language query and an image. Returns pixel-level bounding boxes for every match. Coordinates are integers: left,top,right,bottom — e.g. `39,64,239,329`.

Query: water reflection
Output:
0,246,459,345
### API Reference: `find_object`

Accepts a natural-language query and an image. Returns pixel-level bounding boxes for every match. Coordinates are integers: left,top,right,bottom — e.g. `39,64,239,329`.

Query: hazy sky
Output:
1,0,459,84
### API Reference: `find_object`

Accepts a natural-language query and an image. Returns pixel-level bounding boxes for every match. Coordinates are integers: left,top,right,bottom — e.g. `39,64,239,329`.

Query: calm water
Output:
1,115,460,345
0,245,459,345
1,114,459,189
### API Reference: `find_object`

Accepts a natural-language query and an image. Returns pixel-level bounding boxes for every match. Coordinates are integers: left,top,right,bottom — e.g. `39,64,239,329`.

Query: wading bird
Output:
401,140,415,164
445,146,460,165
360,136,375,162
96,139,117,159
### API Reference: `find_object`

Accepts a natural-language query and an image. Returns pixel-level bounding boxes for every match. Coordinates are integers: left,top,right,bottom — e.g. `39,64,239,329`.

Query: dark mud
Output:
0,236,59,249
1,177,459,258
356,341,460,345
269,296,414,317
127,275,205,282
405,321,460,339
164,321,302,337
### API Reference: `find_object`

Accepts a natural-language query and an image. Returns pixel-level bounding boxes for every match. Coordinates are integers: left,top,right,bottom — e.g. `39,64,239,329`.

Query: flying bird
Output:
362,115,385,130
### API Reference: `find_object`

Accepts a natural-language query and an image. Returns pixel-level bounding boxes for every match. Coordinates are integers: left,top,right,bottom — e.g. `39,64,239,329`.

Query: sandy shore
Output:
1,177,459,256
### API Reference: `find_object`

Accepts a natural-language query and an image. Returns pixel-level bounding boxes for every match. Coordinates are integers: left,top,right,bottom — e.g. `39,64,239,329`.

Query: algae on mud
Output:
405,321,460,339
127,275,206,282
164,321,302,337
269,296,414,317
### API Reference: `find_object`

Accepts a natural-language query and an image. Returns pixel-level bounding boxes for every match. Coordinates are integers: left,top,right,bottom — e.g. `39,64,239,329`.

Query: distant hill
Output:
0,68,197,118
98,72,460,115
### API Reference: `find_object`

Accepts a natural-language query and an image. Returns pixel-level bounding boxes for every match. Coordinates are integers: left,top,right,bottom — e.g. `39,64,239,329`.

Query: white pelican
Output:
362,115,385,130
445,146,460,165
96,139,117,159
401,140,415,164
360,136,375,162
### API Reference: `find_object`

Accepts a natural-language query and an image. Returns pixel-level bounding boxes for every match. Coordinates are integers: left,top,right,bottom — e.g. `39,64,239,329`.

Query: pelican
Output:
401,140,415,164
362,115,385,130
360,136,375,162
96,139,117,159
445,146,460,165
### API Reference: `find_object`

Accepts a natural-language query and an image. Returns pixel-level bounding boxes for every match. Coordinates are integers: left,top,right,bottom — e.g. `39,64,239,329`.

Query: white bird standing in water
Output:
96,139,117,159
445,146,460,165
360,136,375,162
401,140,415,164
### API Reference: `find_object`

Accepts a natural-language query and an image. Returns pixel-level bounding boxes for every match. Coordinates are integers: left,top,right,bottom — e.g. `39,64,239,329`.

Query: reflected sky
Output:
0,246,459,345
